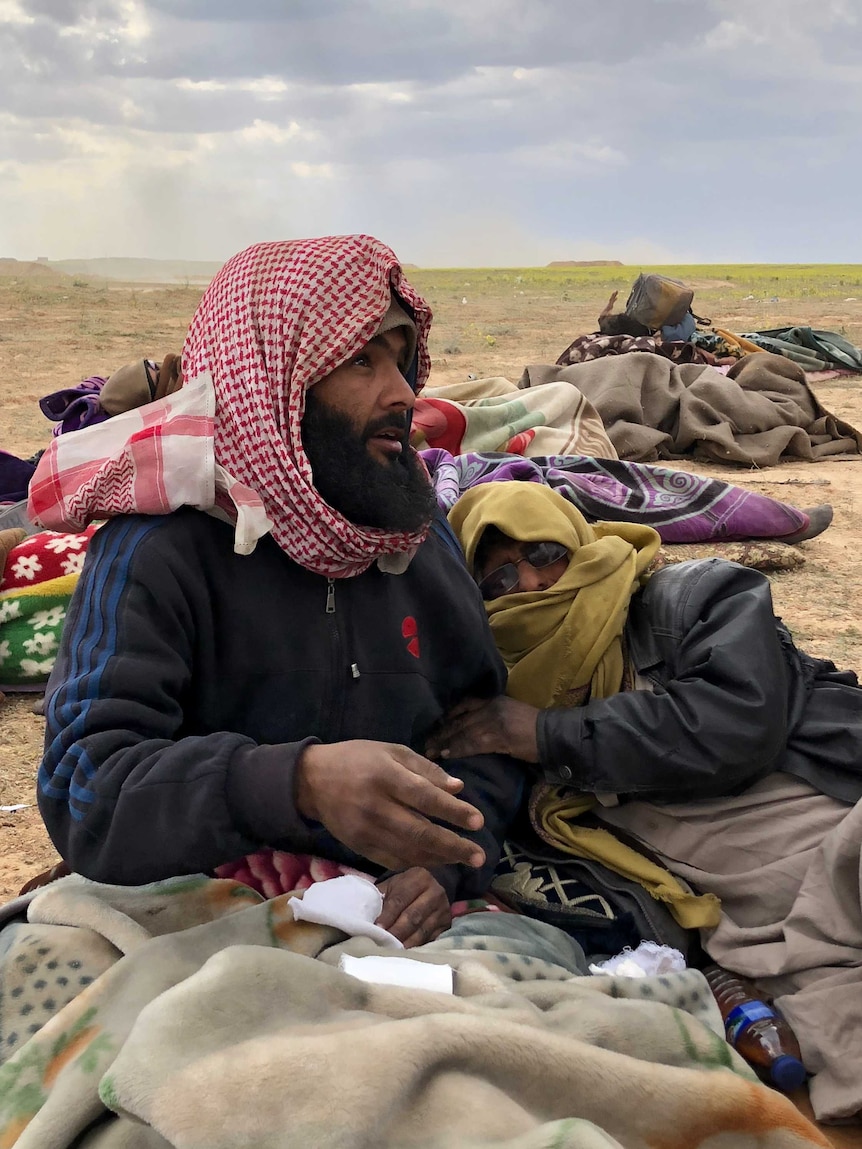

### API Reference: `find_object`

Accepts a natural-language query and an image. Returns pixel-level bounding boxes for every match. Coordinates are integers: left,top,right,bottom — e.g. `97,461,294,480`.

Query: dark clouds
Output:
0,0,860,262
5,0,720,93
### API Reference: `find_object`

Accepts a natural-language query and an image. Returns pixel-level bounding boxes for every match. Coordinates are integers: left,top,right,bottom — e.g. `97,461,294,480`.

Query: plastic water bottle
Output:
704,964,807,1092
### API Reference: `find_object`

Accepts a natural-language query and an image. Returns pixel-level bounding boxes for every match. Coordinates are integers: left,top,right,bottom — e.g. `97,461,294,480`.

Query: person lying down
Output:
429,480,862,1124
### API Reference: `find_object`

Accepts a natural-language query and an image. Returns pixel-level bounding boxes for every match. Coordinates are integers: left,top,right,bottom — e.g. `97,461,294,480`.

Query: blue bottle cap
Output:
770,1055,807,1092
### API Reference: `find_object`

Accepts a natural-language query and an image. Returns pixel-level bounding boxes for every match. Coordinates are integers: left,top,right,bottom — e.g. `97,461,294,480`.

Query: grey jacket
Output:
537,559,862,806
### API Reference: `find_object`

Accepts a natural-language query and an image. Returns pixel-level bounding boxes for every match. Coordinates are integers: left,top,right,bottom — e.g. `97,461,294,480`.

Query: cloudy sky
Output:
1,0,860,265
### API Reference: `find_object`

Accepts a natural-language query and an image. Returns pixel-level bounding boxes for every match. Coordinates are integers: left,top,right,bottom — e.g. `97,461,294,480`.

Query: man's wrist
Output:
226,739,321,846
428,865,460,903
295,744,323,822
536,708,577,783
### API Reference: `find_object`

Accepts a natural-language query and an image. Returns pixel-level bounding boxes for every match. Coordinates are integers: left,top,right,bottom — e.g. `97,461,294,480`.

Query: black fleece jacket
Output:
38,508,525,899
537,558,862,805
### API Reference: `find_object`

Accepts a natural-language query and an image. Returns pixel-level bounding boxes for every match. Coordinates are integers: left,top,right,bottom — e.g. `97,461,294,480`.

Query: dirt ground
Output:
2,266,862,1144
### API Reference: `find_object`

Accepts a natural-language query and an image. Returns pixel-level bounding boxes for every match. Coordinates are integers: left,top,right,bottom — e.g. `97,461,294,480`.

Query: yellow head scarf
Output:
449,483,660,708
449,483,720,931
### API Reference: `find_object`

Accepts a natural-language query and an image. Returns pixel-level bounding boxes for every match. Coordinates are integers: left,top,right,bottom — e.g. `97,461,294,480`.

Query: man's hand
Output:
295,740,486,873
375,867,451,947
426,696,541,763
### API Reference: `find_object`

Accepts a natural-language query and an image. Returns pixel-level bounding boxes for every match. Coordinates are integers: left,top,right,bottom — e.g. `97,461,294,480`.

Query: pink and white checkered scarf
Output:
28,236,433,577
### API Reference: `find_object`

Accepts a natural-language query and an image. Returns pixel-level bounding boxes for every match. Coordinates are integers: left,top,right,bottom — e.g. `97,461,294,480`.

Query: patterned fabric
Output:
412,375,616,459
556,331,716,367
28,236,433,577
0,577,76,687
28,376,272,556
0,526,98,592
0,875,829,1149
421,449,808,544
0,526,98,687
214,850,371,900
557,332,658,364
38,377,109,438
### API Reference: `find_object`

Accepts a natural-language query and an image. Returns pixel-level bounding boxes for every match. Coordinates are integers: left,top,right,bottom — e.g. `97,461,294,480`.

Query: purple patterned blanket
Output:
421,449,806,544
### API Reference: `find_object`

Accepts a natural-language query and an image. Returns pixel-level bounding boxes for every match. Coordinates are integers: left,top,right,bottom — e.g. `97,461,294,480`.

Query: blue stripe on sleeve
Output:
40,517,161,811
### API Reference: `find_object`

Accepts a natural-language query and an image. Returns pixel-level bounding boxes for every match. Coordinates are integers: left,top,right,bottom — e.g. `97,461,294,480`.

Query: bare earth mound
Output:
0,258,66,279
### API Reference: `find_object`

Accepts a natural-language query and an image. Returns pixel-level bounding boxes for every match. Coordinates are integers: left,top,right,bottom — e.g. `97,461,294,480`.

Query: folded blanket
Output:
738,327,862,373
0,525,98,688
0,875,829,1148
412,376,617,459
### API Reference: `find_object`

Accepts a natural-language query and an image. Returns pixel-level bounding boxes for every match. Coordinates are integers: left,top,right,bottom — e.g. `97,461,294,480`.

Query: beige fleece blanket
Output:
0,875,830,1148
412,376,618,459
596,774,862,1124
520,352,862,466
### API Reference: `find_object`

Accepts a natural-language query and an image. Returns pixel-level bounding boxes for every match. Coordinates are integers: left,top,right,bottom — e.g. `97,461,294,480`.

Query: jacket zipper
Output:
325,578,360,677
322,577,350,741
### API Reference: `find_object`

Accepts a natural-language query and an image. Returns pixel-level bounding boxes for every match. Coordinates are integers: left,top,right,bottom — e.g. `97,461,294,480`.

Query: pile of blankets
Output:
520,352,862,467
0,874,831,1148
694,327,862,375
558,326,862,378
410,353,861,471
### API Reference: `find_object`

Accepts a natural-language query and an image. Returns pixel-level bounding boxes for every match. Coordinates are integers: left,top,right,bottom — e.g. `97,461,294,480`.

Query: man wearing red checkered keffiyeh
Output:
31,236,436,576
181,236,437,576
36,236,526,948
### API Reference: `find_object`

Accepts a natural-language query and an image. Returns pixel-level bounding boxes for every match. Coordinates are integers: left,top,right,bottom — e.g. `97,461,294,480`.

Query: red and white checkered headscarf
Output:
182,235,432,576
28,235,433,578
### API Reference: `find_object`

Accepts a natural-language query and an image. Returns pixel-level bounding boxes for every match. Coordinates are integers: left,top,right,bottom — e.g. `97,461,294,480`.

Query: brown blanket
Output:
596,774,862,1124
520,352,862,466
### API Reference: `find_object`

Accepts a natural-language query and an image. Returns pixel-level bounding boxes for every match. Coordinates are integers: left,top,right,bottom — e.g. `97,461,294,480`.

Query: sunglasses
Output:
478,541,569,600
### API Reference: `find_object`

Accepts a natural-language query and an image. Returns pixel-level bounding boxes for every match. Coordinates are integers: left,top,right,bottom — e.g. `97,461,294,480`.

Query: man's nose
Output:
516,562,552,593
381,360,415,409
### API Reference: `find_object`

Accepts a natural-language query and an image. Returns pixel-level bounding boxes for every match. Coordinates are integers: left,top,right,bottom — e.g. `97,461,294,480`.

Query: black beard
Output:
300,391,437,532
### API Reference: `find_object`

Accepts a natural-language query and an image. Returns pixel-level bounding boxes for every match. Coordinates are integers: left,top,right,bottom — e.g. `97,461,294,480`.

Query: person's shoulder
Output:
88,508,234,569
648,557,769,594
407,527,488,619
412,522,470,579
642,557,771,623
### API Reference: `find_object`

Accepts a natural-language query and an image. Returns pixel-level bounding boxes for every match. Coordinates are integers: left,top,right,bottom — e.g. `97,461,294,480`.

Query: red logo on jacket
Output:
401,616,420,659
